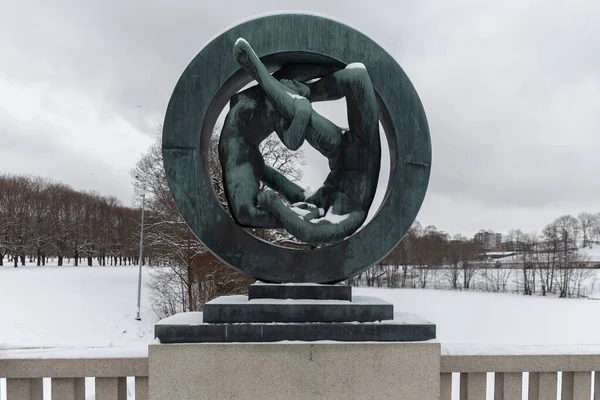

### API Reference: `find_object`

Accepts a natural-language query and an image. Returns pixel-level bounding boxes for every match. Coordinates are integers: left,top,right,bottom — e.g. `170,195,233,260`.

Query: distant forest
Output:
0,174,141,268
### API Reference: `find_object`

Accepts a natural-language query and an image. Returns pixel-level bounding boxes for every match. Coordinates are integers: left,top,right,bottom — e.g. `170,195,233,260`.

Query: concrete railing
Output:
441,354,600,399
2,353,600,399
0,357,148,400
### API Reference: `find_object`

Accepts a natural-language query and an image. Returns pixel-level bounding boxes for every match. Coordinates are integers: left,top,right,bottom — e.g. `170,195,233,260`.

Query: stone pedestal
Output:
154,283,436,343
155,311,435,343
149,342,441,400
248,282,352,300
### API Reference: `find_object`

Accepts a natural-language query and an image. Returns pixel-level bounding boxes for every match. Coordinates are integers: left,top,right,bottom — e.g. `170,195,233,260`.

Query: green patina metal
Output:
162,13,431,283
220,38,381,245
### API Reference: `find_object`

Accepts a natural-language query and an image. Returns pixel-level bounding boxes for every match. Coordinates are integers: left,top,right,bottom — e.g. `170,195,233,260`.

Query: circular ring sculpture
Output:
162,13,431,283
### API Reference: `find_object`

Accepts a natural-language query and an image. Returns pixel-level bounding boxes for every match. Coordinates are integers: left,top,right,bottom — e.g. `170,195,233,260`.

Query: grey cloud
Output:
1,0,599,236
0,125,134,204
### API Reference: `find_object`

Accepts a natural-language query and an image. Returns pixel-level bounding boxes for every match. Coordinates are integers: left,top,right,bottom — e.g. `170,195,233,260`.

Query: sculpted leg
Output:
262,165,305,204
219,113,282,229
257,190,365,245
234,39,311,150
234,38,343,157
225,173,283,229
308,66,379,143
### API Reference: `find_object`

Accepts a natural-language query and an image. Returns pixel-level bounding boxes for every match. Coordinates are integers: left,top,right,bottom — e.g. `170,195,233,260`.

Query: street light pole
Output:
135,193,146,321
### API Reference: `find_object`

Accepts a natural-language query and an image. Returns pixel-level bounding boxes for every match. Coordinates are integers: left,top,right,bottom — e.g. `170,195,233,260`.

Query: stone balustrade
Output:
0,357,148,400
1,352,599,399
441,354,600,399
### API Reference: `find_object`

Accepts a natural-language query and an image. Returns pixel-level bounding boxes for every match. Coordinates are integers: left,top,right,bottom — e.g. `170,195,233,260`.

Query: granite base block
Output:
248,282,352,301
155,312,436,343
203,295,393,323
149,342,441,400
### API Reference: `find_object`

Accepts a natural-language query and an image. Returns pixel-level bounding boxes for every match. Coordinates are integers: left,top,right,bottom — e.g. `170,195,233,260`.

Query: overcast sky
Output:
1,0,598,237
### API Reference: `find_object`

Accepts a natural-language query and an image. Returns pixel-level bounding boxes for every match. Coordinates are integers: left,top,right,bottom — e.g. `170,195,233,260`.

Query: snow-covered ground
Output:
0,264,157,358
1,263,599,355
579,243,600,262
357,287,600,354
1,263,600,398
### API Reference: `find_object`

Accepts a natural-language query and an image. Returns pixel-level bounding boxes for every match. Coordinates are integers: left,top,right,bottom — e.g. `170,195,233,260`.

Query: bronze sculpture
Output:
162,13,431,283
220,38,381,245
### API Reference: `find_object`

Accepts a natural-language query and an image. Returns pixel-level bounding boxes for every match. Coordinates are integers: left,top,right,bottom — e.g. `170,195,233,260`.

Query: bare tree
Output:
27,177,54,266
541,221,564,294
578,212,596,248
259,135,305,184
2,176,34,267
131,128,306,314
381,223,419,288
486,264,512,293
590,213,600,244
446,241,462,290
572,264,594,297
552,215,581,298
519,232,539,295
0,176,10,266
132,137,208,311
417,227,448,289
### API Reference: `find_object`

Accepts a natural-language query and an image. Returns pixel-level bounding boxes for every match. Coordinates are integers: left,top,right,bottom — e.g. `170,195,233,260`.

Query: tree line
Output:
350,213,600,298
0,174,141,268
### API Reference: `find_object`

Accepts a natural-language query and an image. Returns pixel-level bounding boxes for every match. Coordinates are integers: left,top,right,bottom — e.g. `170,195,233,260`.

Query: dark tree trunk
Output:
187,263,194,311
119,256,122,266
41,254,46,266
74,251,79,266
87,255,93,266
14,256,18,268
20,254,25,266
58,255,63,266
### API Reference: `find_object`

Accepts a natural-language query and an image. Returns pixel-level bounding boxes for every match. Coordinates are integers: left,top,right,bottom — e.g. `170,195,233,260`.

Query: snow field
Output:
1,263,599,399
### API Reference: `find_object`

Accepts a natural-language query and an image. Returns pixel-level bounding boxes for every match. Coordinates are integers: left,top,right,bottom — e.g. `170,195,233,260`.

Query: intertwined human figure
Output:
219,38,381,245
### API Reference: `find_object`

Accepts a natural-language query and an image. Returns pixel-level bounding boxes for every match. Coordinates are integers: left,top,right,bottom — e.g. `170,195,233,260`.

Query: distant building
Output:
500,240,532,252
474,230,502,250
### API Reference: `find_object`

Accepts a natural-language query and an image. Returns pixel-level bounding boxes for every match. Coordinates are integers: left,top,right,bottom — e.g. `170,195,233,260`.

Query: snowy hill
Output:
579,243,600,262
485,243,600,264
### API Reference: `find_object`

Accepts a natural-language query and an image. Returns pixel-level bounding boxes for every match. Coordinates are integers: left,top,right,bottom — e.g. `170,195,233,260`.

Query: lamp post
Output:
135,192,146,321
